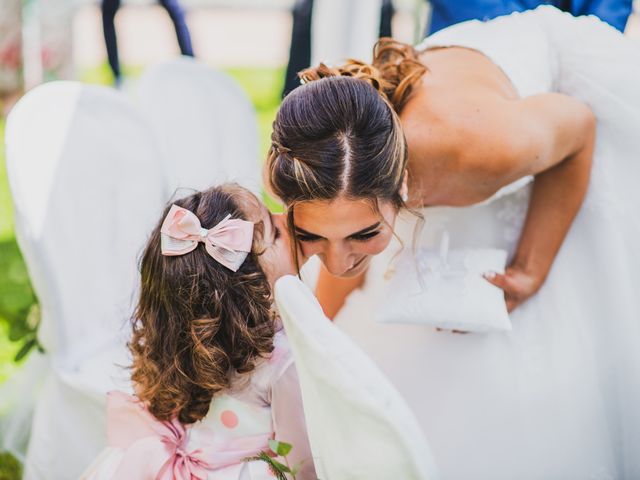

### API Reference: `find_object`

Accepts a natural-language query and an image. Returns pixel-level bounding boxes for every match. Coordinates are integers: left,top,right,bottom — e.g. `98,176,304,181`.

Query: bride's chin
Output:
341,256,370,278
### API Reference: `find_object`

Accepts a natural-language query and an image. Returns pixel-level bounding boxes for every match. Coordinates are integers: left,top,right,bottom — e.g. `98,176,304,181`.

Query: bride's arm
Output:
480,93,596,310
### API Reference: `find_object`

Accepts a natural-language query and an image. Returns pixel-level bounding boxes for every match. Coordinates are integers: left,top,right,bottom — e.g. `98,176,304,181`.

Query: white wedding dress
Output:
334,7,640,480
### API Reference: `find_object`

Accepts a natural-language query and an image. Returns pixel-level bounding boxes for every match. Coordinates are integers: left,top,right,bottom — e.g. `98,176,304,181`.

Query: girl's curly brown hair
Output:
129,184,276,424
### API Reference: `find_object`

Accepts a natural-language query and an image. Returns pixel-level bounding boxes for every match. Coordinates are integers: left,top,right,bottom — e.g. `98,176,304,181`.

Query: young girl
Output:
83,184,316,479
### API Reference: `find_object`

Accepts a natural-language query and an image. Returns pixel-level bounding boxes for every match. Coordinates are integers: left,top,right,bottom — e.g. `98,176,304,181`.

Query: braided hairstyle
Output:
130,184,276,424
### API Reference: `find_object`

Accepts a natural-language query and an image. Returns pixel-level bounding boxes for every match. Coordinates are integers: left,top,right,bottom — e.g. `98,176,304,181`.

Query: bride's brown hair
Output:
299,37,427,113
129,185,276,424
266,39,426,267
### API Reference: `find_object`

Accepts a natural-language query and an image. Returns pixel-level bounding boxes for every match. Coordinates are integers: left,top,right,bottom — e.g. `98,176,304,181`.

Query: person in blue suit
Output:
427,0,633,34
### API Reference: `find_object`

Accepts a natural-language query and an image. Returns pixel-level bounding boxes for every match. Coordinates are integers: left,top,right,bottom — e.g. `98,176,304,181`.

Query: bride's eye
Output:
350,231,381,241
296,233,322,242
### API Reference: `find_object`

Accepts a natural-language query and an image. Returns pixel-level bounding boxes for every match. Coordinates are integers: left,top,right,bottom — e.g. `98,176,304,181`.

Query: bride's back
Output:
419,47,519,100
400,47,524,206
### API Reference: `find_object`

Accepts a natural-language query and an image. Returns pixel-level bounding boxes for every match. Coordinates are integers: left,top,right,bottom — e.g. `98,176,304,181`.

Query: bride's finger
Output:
484,272,522,311
483,271,514,292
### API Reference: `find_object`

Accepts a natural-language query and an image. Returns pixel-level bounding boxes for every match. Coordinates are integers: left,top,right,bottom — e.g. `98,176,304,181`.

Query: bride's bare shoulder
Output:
402,88,595,206
400,88,514,205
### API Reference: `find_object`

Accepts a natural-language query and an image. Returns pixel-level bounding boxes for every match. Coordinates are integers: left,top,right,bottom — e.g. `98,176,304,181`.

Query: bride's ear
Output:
400,170,409,203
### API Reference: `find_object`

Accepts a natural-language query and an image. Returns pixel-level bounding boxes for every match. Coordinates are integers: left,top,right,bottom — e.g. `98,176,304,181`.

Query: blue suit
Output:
427,0,633,34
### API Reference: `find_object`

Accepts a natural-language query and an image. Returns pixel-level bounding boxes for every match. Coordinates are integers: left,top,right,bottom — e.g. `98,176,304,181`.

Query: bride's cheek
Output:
362,234,392,254
300,242,319,257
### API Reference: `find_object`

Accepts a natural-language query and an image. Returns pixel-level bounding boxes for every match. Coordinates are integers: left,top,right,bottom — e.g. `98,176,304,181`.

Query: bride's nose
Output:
323,242,355,277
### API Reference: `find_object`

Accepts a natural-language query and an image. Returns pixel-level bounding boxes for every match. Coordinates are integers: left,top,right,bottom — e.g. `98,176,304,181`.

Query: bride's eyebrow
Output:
295,222,381,239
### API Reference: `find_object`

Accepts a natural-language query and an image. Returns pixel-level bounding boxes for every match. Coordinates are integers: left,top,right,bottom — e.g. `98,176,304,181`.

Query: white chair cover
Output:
274,275,439,479
311,0,382,66
134,57,261,198
4,81,165,479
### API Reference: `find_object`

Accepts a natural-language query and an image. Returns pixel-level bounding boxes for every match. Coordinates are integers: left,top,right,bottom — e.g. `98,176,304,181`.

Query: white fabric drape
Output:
275,275,439,480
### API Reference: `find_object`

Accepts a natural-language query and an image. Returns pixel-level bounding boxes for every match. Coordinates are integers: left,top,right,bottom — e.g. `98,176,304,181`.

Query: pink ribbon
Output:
160,204,254,272
106,391,271,480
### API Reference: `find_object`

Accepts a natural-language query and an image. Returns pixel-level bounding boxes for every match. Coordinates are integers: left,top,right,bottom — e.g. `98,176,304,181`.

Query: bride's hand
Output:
483,263,544,312
261,214,300,287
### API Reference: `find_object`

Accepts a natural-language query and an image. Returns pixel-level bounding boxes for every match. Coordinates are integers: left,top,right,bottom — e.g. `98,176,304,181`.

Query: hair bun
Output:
298,38,427,113
300,61,392,103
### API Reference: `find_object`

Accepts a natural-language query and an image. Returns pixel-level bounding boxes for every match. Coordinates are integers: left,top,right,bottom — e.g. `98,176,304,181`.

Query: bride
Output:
266,6,640,479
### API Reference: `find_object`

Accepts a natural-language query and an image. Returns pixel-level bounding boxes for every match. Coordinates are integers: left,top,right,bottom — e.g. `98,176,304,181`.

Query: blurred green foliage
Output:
0,451,22,480
0,117,40,382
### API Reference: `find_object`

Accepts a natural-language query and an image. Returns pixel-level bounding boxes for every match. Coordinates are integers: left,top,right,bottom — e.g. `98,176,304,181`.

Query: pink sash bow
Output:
107,391,271,480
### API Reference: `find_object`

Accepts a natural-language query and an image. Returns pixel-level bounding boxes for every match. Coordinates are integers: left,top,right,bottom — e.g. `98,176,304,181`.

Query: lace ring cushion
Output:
376,229,511,333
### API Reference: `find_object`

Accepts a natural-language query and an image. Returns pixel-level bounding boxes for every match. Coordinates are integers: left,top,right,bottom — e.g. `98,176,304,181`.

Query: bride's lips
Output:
345,256,368,275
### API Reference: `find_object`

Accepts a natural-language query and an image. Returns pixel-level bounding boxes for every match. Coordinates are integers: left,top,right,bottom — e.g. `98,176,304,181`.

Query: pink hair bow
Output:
106,391,272,480
160,204,254,272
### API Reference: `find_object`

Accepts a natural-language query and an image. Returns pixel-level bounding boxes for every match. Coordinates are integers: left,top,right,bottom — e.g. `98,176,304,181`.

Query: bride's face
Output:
292,197,397,278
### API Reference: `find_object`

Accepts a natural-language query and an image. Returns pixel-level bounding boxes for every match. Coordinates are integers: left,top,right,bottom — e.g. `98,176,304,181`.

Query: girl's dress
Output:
334,6,640,480
82,331,316,479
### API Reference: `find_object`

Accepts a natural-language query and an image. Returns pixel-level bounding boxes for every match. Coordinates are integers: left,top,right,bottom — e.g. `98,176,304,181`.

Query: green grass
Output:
0,63,285,385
